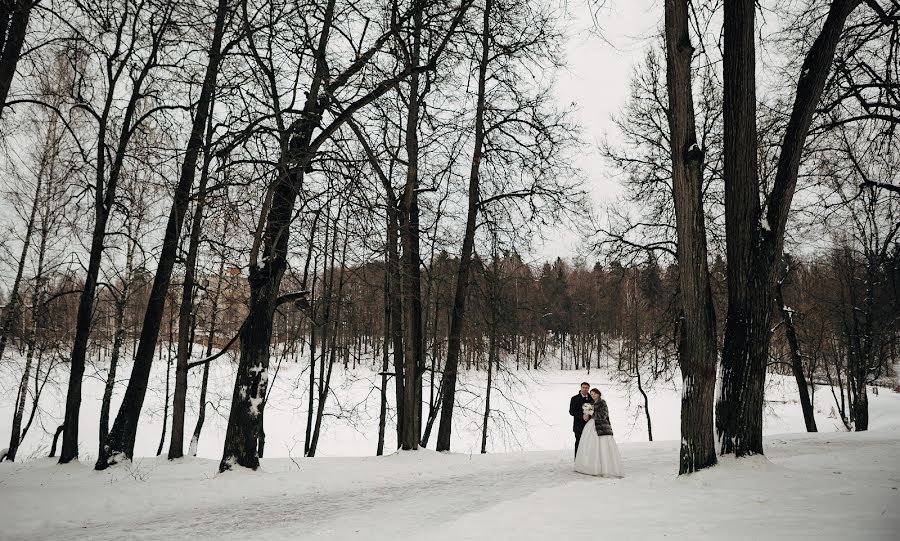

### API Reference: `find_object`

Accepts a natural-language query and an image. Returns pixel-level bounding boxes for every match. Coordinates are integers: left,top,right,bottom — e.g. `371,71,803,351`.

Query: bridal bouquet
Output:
582,403,593,416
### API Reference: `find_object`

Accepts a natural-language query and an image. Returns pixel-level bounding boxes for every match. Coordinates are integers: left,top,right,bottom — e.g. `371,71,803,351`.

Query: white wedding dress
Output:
574,419,624,477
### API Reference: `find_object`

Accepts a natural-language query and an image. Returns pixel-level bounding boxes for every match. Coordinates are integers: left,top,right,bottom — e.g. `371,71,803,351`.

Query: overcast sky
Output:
534,0,661,261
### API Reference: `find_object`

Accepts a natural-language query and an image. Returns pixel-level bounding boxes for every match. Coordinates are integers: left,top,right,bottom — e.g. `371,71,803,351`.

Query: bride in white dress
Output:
575,389,624,478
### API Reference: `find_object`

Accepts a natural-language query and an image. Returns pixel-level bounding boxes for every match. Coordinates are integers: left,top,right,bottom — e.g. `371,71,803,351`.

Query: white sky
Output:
535,0,661,260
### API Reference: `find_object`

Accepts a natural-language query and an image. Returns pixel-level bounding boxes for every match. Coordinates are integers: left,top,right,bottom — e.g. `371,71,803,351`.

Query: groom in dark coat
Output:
569,382,592,458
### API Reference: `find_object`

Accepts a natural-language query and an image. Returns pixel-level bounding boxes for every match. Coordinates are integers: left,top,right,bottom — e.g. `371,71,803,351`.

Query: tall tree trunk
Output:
0,0,34,116
717,0,766,457
96,0,228,469
399,5,426,451
663,0,717,473
388,211,405,449
7,155,55,462
169,85,220,460
717,0,858,457
436,0,491,452
308,209,347,457
221,0,340,472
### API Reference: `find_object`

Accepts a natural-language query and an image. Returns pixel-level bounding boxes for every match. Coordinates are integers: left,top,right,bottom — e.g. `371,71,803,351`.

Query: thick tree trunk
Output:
221,256,283,470
717,0,858,457
97,0,228,469
436,0,490,453
0,0,33,116
717,0,766,457
663,0,718,473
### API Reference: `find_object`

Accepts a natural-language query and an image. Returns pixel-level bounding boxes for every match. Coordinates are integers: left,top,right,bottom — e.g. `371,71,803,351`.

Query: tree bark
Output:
663,0,717,474
717,0,858,457
0,0,33,116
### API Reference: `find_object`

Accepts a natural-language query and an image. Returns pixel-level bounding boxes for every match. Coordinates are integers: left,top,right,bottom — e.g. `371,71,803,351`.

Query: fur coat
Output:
593,398,614,436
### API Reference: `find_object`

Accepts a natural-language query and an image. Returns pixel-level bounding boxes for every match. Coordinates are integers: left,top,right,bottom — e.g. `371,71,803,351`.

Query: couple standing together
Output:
569,382,624,478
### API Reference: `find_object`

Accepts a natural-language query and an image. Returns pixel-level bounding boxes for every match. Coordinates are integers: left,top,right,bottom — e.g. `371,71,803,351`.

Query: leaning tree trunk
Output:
663,0,718,473
717,0,858,457
60,186,112,463
97,0,229,470
6,339,33,462
0,0,34,117
775,278,817,432
436,0,490,453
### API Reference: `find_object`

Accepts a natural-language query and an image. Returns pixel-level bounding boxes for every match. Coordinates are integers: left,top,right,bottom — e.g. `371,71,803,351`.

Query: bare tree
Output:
716,0,864,457
662,0,718,473
96,0,233,468
219,0,471,471
59,0,176,463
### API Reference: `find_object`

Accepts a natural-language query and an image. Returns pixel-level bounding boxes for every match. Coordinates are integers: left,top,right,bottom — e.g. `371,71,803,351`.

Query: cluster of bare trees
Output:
0,0,896,476
0,0,585,469
602,0,898,473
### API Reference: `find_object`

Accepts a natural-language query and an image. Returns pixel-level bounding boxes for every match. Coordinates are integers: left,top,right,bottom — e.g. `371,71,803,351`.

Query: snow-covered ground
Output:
0,353,898,539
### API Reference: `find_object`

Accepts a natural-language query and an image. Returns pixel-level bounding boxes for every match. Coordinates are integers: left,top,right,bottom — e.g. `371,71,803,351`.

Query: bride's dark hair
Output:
590,388,602,398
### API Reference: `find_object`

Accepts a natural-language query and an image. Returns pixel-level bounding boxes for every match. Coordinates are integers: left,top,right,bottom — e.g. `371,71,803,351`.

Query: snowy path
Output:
3,426,898,540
